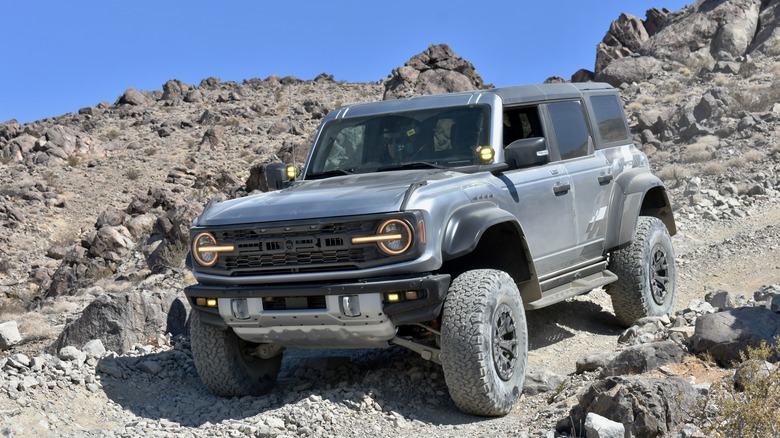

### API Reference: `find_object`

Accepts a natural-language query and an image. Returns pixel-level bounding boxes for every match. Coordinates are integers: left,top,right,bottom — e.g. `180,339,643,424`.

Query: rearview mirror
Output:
265,163,292,190
504,137,549,169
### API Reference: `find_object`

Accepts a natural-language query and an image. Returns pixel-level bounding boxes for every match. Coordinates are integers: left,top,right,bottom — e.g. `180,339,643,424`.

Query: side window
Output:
502,106,542,146
547,101,591,160
591,95,629,145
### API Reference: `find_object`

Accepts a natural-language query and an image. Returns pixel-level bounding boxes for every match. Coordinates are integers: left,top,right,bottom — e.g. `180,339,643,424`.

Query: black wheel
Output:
190,310,283,396
440,269,528,416
606,216,676,327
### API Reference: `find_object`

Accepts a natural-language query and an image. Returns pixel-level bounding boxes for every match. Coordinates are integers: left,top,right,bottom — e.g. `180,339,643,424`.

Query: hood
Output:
197,170,449,226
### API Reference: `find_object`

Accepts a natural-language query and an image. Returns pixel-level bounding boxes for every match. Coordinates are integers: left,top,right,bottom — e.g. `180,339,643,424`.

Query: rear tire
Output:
606,216,676,327
190,310,282,396
440,269,528,416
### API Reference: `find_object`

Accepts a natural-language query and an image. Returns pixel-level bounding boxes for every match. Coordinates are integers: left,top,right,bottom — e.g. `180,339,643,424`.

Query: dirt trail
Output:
524,199,780,377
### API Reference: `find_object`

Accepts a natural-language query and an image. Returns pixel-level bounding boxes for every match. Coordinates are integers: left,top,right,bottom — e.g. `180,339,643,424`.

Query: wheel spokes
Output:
650,244,670,305
492,304,518,381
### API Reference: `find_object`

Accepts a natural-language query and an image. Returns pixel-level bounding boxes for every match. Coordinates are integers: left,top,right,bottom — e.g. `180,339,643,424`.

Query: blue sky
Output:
1,1,690,124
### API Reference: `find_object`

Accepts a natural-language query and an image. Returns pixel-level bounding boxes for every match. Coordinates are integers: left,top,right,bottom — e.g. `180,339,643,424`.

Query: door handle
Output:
553,182,571,195
598,174,613,185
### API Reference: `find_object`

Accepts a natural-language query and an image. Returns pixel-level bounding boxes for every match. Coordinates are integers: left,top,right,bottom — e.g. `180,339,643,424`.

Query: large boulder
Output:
161,79,190,101
116,88,149,106
596,55,665,86
51,290,189,354
600,340,685,377
383,44,485,100
643,0,761,64
595,13,651,74
691,307,780,365
559,376,699,438
748,0,780,55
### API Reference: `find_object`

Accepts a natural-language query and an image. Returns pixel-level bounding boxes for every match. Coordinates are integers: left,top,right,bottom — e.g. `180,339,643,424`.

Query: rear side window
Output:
591,95,629,144
547,101,590,160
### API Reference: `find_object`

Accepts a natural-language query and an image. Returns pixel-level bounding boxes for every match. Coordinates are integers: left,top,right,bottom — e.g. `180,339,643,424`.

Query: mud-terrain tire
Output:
190,310,282,396
606,216,676,327
440,269,528,416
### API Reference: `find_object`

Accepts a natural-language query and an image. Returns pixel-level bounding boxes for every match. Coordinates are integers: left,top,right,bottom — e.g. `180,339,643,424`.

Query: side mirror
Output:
504,137,549,169
265,163,294,190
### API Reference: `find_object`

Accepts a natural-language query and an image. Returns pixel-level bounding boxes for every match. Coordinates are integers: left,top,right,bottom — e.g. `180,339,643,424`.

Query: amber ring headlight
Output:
376,219,412,255
192,232,234,267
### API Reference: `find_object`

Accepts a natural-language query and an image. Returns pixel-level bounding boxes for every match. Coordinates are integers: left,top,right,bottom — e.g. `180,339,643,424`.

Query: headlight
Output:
350,218,416,256
376,219,412,255
192,232,234,267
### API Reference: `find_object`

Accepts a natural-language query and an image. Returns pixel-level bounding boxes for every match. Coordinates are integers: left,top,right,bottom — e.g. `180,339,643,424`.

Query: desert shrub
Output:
156,240,189,271
713,74,730,87
17,311,56,343
700,339,780,437
637,95,657,105
626,101,644,111
702,162,725,175
661,79,682,96
726,156,747,169
125,168,141,180
106,129,121,140
739,60,761,78
657,164,692,184
743,149,765,162
682,143,713,163
727,80,780,112
652,150,673,163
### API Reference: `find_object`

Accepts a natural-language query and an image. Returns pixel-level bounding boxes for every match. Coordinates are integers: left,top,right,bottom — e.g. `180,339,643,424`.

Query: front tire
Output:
190,310,283,396
440,269,528,416
606,216,676,327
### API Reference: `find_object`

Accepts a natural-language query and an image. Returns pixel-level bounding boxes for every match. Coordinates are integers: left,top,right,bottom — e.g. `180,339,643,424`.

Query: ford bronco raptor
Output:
184,82,676,416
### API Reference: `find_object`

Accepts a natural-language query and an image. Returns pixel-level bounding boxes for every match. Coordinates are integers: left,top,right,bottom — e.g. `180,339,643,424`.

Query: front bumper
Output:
184,274,450,348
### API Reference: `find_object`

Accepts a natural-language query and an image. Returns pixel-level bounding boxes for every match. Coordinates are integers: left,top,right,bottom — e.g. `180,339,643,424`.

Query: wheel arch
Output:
441,203,541,303
607,169,677,251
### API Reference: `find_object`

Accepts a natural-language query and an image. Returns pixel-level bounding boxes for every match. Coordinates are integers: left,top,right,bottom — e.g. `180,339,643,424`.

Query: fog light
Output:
386,293,401,303
196,297,219,307
404,291,419,300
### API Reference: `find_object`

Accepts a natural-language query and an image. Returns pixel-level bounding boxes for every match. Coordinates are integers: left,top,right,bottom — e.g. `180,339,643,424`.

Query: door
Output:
545,100,612,265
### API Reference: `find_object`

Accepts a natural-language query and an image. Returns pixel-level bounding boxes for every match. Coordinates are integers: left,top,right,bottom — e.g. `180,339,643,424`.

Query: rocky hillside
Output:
2,0,780,436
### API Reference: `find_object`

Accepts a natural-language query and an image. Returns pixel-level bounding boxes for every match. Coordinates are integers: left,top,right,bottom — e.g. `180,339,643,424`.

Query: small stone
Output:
585,412,625,438
266,417,285,429
0,321,22,349
59,346,87,365
82,339,106,358
8,353,31,368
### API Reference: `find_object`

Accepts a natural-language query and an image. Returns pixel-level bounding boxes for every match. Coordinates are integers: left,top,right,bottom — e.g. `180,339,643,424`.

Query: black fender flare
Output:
607,168,676,251
441,202,541,302
442,202,521,260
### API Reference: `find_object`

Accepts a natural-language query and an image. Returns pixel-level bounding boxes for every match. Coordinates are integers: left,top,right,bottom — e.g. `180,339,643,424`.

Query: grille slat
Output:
207,218,388,276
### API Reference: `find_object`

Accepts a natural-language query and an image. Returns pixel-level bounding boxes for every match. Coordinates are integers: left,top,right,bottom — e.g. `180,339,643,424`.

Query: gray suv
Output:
184,82,677,416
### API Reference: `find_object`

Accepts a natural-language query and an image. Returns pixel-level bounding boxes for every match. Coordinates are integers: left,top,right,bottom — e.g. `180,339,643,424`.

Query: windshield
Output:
306,104,491,178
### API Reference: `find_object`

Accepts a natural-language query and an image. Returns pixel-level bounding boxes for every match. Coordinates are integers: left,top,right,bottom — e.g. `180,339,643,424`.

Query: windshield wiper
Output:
306,169,354,179
377,162,446,172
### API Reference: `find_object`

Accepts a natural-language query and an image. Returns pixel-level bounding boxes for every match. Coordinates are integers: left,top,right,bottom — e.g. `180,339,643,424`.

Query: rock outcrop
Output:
383,44,486,100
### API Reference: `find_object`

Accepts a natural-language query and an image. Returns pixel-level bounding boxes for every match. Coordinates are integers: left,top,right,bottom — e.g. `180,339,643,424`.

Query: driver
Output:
382,126,418,164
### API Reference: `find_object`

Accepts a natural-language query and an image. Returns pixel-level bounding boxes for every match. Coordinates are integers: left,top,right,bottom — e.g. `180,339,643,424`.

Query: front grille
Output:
197,216,404,276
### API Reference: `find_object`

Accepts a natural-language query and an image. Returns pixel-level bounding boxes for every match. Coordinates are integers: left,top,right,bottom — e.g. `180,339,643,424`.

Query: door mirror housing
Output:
504,137,549,169
265,163,293,190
